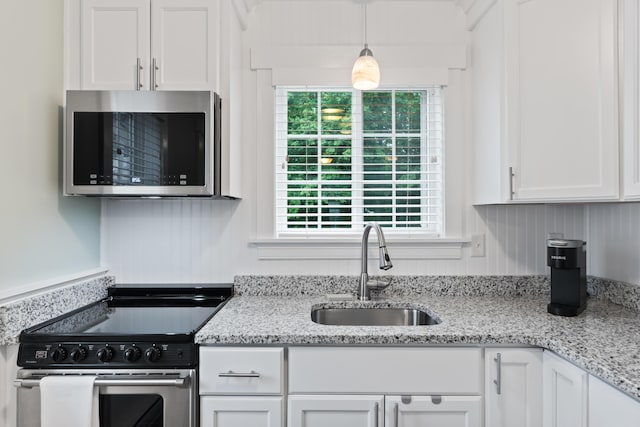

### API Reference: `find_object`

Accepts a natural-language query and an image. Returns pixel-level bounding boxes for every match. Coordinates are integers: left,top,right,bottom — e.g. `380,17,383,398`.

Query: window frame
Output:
275,86,443,238
250,67,468,261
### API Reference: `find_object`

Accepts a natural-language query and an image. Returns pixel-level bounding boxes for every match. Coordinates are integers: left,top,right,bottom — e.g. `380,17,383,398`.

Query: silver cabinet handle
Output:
493,352,502,395
152,58,159,90
509,167,515,200
373,402,379,427
217,370,261,378
136,58,143,90
394,402,399,427
14,377,186,388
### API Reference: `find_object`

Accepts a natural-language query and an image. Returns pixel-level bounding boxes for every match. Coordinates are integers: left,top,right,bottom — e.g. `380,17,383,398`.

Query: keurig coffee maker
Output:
547,239,587,316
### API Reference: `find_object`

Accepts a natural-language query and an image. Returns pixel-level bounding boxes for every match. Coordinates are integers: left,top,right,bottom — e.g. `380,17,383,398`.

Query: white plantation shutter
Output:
275,86,443,236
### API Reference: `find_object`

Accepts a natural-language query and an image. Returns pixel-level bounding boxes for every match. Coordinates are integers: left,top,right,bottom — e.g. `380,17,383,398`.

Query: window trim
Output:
249,237,467,260
252,67,468,260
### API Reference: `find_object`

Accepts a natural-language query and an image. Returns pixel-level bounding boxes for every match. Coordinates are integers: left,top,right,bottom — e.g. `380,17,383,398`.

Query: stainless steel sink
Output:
311,307,440,326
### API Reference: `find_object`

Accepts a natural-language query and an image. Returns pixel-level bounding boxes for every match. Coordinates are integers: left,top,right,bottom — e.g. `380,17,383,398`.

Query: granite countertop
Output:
196,275,640,401
0,275,113,345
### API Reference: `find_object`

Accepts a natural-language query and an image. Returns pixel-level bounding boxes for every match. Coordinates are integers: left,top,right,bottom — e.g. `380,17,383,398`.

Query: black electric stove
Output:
17,283,232,369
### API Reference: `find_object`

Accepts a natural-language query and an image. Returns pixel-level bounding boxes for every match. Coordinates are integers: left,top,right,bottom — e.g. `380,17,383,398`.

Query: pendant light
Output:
351,2,380,90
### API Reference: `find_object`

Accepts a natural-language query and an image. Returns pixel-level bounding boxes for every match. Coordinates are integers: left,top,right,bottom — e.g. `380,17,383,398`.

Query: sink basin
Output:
311,307,441,326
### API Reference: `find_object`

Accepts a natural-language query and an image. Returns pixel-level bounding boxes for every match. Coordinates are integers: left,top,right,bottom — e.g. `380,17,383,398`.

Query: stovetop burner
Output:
17,283,232,369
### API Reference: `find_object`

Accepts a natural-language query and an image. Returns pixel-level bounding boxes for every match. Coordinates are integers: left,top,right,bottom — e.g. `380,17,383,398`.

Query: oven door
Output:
15,369,195,427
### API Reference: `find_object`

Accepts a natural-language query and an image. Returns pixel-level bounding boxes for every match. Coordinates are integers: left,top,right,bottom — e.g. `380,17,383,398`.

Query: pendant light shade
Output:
352,3,380,90
352,44,380,90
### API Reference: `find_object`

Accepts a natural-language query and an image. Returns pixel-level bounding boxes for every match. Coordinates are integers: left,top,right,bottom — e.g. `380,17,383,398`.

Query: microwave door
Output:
73,112,205,189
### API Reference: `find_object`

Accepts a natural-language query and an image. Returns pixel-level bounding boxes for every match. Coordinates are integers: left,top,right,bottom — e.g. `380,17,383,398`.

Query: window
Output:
275,87,443,237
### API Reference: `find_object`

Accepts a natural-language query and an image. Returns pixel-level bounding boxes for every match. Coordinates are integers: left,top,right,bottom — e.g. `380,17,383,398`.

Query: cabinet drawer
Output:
289,347,482,394
200,347,284,395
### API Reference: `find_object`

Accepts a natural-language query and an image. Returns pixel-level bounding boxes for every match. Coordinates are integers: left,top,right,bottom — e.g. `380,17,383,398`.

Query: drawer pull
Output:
218,370,261,378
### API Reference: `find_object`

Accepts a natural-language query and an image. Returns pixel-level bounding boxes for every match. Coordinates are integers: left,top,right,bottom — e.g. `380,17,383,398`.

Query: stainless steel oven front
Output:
15,369,195,427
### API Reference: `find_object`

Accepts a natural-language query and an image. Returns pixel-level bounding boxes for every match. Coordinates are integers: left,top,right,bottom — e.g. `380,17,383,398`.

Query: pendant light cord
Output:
363,2,368,47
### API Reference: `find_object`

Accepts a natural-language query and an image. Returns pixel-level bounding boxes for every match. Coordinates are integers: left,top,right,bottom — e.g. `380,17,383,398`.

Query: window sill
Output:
249,238,469,260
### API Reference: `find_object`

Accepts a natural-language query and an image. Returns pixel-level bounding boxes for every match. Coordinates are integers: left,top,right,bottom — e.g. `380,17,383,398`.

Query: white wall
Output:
101,0,587,282
0,0,101,295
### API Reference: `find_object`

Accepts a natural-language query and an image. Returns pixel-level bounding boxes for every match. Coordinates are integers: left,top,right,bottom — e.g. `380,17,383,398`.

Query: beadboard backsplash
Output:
101,201,585,283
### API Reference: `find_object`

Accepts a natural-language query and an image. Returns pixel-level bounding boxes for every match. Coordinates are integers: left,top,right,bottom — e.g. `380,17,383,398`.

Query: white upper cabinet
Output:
77,0,218,91
471,0,619,203
150,0,217,91
622,0,640,199
80,0,150,90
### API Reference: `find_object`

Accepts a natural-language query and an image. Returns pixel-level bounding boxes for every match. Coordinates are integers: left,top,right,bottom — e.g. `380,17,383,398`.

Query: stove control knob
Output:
123,346,142,362
50,346,68,362
69,346,87,363
96,346,114,363
144,346,162,363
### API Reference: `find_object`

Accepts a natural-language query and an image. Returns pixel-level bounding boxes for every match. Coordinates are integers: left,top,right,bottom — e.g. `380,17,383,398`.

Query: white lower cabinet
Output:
386,395,482,427
287,394,482,427
200,396,283,427
485,348,543,427
589,374,640,427
288,395,383,427
198,345,640,427
199,347,285,427
542,350,587,427
287,347,483,427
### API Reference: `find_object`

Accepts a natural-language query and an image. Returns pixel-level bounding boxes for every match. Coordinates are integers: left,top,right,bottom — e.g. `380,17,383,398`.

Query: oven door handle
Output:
14,377,188,388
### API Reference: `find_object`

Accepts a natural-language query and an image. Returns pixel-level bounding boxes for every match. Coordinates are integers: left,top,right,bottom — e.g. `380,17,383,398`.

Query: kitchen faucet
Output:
359,223,393,300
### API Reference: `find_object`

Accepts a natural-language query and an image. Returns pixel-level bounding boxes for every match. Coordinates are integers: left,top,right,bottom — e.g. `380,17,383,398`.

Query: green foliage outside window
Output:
285,89,426,230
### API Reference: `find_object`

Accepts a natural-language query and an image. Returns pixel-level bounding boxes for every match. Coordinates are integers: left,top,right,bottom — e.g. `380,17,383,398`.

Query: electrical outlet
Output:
471,233,485,257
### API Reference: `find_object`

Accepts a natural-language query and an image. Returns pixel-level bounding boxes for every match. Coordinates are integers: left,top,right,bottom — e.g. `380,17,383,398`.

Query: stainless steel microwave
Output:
65,90,224,197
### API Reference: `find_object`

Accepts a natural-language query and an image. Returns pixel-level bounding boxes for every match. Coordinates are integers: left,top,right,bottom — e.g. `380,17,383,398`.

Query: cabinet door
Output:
288,395,383,427
151,0,218,91
385,396,482,427
485,348,542,427
200,396,283,427
589,375,640,427
622,0,640,199
80,0,150,90
542,351,587,427
506,0,618,201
